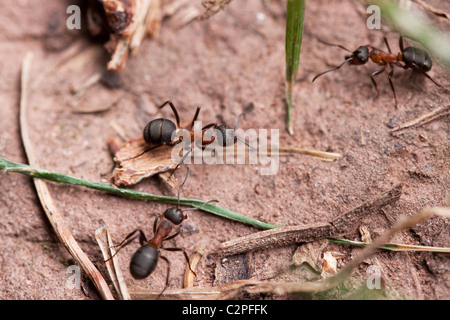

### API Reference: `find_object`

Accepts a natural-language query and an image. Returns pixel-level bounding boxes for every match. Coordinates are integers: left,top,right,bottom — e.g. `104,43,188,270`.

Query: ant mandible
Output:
110,168,217,297
312,36,442,107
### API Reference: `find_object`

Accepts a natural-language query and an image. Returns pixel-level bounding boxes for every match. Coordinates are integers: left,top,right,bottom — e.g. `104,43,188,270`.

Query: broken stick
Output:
218,184,403,256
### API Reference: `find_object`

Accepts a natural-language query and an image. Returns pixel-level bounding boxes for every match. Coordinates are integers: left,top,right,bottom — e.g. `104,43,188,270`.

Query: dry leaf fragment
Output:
110,137,177,186
320,251,338,278
292,240,328,272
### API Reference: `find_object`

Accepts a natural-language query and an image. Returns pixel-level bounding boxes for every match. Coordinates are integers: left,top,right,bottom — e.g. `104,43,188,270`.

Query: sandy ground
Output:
0,0,449,300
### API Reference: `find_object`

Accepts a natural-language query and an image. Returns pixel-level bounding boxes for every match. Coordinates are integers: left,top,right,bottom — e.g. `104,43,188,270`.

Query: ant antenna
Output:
159,100,181,128
234,112,257,151
317,38,352,53
168,147,192,181
177,168,190,208
234,113,244,130
312,57,353,82
182,199,219,212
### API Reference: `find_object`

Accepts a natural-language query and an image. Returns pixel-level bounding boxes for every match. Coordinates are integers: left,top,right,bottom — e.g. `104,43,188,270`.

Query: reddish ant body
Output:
312,36,442,107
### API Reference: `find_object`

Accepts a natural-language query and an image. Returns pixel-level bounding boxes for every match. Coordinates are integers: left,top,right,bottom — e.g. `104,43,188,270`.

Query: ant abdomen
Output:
143,118,177,145
130,245,158,279
402,47,432,72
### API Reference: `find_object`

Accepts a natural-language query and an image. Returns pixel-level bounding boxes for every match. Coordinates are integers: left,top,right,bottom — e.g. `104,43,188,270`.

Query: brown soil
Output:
0,0,449,300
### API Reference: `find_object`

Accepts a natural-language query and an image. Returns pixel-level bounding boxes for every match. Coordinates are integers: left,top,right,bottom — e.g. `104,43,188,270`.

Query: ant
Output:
312,35,442,107
109,168,217,297
144,100,254,150
140,100,255,175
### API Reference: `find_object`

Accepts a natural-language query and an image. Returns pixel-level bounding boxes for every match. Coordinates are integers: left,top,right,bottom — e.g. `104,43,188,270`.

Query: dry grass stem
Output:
95,225,131,300
391,105,450,132
184,246,206,288
413,0,450,19
20,53,114,300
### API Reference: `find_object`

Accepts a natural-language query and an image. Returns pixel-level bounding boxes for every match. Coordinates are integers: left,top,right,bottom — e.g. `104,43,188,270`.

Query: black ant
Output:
312,35,442,107
140,100,255,176
144,100,253,150
109,168,217,297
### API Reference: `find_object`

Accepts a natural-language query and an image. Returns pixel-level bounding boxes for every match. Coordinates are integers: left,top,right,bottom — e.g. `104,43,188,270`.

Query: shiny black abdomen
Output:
130,245,158,279
402,47,432,72
143,118,176,144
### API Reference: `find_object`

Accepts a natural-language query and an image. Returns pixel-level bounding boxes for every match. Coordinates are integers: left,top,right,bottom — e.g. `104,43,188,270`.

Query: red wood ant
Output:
139,100,255,178
312,36,442,107
141,100,253,157
110,168,217,297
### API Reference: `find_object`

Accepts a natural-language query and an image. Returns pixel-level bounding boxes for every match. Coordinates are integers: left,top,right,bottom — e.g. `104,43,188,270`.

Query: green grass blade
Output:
285,0,306,135
0,157,280,230
328,237,450,253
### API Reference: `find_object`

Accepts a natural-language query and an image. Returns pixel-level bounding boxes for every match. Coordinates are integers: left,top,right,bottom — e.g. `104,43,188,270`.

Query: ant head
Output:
215,124,237,147
346,46,369,65
163,207,185,225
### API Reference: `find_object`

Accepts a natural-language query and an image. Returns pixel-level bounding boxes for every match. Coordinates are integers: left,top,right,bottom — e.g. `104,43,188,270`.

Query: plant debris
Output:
87,0,162,70
110,136,179,187
218,184,403,256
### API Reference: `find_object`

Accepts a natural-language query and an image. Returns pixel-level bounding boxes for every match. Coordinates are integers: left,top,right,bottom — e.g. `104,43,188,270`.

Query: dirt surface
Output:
0,0,449,300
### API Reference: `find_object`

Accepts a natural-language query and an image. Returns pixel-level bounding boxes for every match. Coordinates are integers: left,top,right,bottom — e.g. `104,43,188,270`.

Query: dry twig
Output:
218,184,403,256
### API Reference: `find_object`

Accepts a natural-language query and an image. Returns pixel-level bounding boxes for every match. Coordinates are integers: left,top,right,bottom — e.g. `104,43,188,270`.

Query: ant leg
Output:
161,247,196,276
106,229,147,261
159,100,181,129
156,255,171,300
370,67,385,98
153,215,160,234
117,229,148,248
200,123,218,146
188,107,201,130
121,143,164,161
387,68,398,108
408,64,443,87
164,229,181,241
399,35,405,52
384,37,392,54
202,123,218,130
